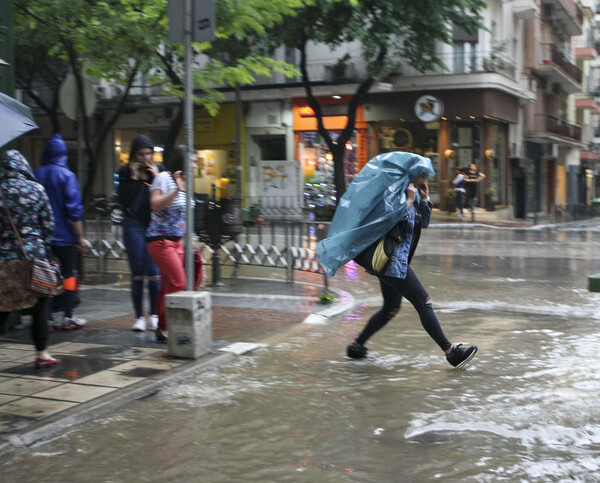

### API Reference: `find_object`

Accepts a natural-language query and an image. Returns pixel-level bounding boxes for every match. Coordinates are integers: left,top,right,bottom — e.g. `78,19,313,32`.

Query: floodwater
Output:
2,220,600,482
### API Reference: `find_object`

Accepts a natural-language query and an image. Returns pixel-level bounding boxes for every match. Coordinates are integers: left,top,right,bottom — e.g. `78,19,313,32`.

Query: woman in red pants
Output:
145,146,191,342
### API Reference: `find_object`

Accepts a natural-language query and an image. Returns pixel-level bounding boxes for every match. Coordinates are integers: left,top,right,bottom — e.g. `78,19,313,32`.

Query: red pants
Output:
146,239,186,330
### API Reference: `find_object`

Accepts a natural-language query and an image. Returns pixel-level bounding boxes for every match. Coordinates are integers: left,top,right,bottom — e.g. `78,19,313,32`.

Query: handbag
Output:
0,258,36,312
31,258,64,297
1,188,64,298
354,221,406,274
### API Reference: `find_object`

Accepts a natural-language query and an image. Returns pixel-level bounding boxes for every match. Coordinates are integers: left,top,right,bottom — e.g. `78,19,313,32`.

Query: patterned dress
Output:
0,150,54,310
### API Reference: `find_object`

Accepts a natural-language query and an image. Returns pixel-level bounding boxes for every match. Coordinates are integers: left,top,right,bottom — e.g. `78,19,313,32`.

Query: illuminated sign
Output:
414,95,444,122
298,106,316,117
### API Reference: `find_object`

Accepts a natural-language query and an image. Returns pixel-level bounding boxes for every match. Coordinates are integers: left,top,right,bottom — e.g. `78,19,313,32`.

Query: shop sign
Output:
414,95,444,122
298,104,348,117
196,118,215,132
299,106,316,117
259,161,303,214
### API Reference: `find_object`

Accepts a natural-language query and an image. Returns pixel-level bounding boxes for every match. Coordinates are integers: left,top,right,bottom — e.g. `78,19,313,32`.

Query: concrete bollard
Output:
165,291,212,359
589,275,600,293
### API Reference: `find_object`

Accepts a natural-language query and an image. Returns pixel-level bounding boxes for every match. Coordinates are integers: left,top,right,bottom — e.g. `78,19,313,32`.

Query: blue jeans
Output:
122,217,160,318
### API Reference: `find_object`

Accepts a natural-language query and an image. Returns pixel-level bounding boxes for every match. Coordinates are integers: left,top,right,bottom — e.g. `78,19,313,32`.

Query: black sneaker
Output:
347,341,368,359
446,343,477,368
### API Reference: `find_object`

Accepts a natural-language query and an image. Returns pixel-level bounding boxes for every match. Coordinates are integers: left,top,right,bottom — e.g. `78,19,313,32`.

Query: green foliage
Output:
263,0,485,200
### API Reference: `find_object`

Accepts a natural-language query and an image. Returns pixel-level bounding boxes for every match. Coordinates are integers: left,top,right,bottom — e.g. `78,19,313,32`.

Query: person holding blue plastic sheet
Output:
316,152,477,368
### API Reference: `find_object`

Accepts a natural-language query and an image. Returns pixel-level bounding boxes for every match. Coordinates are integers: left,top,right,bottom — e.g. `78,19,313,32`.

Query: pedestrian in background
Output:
465,162,486,213
35,133,87,331
117,134,161,332
0,149,60,368
452,166,467,217
146,145,191,343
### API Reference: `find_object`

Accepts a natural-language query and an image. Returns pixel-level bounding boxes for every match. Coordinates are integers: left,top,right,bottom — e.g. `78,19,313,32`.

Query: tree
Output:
15,0,167,203
154,0,304,157
266,0,486,202
15,0,304,203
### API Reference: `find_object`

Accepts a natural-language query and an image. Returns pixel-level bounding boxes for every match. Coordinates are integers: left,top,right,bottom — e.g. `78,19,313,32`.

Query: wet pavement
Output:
1,212,599,480
0,209,572,454
0,275,353,452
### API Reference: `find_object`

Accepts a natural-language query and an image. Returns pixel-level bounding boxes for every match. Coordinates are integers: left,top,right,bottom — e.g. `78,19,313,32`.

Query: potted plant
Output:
445,188,457,214
332,53,351,79
485,187,496,211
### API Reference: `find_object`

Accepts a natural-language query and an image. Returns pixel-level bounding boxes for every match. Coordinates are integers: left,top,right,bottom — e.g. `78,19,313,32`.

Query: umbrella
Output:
0,92,38,149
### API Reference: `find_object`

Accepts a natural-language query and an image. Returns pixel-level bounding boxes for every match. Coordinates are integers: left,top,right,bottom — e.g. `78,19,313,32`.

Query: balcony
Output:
575,97,600,111
542,0,583,36
574,46,598,60
399,49,517,79
535,43,582,93
511,0,539,19
531,113,581,142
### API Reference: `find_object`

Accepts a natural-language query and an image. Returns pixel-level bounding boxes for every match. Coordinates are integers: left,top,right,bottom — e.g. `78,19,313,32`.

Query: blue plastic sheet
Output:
316,152,435,278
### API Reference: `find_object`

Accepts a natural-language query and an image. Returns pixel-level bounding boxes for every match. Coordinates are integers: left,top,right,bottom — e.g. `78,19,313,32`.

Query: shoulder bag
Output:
0,188,63,299
354,221,406,274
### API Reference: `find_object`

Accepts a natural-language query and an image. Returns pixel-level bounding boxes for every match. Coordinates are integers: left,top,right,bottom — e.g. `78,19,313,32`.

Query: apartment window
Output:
453,24,478,73
454,42,478,73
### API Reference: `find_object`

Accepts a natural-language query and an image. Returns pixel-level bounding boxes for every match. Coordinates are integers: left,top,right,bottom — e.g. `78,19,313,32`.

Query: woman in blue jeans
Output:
350,173,477,368
317,152,477,369
117,135,161,332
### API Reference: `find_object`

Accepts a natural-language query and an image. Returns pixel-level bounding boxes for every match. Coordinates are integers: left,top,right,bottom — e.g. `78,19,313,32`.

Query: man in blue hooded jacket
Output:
35,133,87,330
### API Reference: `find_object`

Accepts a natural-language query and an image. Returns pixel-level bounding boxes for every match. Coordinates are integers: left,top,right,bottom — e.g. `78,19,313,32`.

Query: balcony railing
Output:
534,113,581,141
253,49,517,86
540,43,582,84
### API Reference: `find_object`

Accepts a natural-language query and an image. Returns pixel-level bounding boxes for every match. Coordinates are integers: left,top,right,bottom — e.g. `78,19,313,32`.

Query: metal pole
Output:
235,84,242,198
184,0,195,290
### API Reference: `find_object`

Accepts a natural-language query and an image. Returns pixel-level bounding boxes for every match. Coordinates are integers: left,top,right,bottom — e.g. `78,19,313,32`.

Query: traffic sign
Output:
168,0,216,44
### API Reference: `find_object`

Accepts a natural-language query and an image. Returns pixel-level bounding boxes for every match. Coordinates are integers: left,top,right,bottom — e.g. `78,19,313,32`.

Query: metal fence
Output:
82,217,330,285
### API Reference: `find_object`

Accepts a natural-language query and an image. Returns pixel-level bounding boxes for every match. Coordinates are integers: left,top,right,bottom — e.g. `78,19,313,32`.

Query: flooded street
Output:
2,221,600,482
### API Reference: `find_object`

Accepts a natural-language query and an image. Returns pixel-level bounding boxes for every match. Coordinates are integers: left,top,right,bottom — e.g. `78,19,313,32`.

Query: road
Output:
2,219,600,482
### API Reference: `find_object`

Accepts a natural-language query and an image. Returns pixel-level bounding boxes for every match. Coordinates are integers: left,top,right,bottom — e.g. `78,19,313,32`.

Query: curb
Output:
0,351,235,454
303,286,356,325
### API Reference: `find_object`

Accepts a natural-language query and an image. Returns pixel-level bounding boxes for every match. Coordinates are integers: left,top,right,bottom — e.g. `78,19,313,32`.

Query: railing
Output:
252,49,517,86
539,43,583,84
394,49,517,79
82,216,331,285
533,114,581,141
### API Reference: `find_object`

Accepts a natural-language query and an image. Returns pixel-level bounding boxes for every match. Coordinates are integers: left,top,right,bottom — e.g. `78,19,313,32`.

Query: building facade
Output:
12,0,600,221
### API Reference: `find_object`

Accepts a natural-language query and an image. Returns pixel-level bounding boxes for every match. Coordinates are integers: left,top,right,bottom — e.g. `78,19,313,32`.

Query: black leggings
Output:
0,296,49,352
355,266,452,352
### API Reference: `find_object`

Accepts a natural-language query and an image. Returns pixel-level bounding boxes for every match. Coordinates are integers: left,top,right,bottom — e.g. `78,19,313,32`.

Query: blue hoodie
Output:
34,134,83,246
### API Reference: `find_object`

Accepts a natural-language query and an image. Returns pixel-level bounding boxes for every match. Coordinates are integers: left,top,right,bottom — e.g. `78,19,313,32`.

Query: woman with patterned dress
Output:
0,150,60,368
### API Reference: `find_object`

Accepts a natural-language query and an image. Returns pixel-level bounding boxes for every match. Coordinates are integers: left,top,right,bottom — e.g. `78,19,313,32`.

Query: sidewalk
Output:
430,206,534,227
0,276,354,452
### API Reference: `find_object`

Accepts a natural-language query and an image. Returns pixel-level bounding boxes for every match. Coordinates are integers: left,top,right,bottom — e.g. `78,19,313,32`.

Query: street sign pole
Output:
168,0,215,290
184,0,195,290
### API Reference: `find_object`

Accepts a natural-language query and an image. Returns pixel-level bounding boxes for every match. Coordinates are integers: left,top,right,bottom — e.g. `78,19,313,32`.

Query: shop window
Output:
450,121,481,171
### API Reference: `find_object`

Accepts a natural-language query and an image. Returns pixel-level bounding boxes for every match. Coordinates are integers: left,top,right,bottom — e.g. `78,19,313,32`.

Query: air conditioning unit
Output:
93,85,107,99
